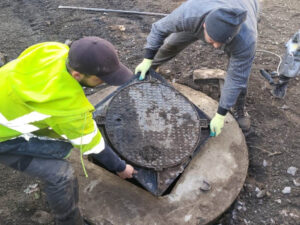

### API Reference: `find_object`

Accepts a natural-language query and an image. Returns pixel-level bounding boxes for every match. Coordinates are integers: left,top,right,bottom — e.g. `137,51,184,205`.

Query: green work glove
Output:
135,58,153,80
210,113,225,137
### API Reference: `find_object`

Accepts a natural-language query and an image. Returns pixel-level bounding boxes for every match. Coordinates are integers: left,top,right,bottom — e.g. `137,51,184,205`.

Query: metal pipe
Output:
58,5,168,17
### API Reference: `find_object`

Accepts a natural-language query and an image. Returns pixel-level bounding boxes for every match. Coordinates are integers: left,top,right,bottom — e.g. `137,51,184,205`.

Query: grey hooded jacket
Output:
144,0,259,113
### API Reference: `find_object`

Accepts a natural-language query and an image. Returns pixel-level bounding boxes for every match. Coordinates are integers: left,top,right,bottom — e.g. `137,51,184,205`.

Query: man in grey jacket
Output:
135,0,259,136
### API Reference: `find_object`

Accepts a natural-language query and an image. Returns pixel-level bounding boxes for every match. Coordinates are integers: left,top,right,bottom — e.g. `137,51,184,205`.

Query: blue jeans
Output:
0,138,84,225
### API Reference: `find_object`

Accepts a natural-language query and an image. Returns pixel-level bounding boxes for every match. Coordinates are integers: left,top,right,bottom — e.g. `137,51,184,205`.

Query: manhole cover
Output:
105,81,202,170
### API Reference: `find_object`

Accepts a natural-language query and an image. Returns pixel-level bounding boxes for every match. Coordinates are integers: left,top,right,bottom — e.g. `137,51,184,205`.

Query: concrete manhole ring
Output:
79,82,248,225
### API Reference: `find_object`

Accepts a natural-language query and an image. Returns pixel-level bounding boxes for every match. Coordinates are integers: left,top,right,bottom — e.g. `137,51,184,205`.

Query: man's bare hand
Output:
117,164,137,179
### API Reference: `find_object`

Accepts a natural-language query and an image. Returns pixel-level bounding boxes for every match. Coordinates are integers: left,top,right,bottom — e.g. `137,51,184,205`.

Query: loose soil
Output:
0,0,299,224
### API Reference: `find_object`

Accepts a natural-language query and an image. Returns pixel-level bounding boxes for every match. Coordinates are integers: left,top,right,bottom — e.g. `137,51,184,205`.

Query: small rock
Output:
256,190,266,198
282,186,291,194
275,199,281,204
118,25,126,31
237,205,243,211
31,210,52,224
280,104,289,110
231,209,237,220
287,166,298,176
263,159,268,167
24,183,39,194
236,202,246,211
45,20,52,26
109,25,126,32
280,209,288,217
293,177,300,187
243,219,250,224
237,201,245,206
289,212,300,219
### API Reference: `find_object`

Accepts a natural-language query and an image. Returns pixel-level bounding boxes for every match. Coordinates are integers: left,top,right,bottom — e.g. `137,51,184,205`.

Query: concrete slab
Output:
193,68,226,81
70,83,248,225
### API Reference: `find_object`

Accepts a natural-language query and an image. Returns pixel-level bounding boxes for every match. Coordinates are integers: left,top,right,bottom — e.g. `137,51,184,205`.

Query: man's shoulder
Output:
227,24,257,56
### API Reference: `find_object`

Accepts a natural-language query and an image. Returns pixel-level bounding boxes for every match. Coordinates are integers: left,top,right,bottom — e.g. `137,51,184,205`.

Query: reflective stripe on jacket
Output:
0,42,104,155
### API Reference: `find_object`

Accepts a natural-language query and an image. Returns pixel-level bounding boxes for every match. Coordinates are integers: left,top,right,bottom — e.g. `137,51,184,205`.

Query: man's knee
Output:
47,160,76,186
159,43,181,54
25,158,76,187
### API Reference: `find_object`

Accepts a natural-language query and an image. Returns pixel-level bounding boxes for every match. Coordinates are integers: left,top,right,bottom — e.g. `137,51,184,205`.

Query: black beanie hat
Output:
205,8,247,44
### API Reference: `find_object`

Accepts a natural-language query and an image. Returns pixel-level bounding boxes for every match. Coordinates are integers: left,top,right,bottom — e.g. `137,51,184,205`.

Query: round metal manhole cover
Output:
105,82,202,170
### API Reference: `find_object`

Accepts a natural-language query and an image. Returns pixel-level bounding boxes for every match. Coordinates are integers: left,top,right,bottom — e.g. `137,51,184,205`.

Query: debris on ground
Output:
256,189,266,198
275,199,282,204
282,187,291,194
287,166,298,176
236,201,247,212
263,159,268,167
109,25,126,32
24,183,39,194
280,104,290,110
293,178,300,187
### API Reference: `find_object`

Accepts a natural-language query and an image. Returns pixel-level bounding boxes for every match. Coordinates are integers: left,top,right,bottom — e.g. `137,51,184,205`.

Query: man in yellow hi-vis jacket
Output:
0,37,136,225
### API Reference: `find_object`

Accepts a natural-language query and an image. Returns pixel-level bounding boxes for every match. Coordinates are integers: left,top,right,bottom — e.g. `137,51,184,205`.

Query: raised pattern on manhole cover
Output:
105,82,202,170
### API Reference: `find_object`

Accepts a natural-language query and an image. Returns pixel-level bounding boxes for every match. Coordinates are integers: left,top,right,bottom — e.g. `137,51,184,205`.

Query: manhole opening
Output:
87,155,146,190
88,152,185,196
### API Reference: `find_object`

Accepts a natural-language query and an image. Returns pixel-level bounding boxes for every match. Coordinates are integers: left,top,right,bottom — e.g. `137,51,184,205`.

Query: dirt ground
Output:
0,0,299,224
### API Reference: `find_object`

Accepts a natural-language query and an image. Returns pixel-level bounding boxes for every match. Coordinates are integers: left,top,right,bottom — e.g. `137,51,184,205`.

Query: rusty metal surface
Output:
105,81,202,170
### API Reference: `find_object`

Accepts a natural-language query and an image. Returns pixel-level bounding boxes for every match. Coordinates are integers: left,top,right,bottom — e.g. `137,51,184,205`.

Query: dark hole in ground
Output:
88,154,184,196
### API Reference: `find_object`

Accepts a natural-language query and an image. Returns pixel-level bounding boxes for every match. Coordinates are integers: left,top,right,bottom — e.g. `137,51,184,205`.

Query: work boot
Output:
233,109,251,133
232,91,251,134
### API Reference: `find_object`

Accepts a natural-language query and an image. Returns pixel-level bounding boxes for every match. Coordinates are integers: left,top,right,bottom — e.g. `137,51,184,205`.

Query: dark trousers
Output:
0,138,84,225
152,32,198,68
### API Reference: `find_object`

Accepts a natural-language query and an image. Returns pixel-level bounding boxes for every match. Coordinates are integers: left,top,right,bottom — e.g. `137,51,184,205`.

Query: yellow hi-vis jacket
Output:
0,42,104,155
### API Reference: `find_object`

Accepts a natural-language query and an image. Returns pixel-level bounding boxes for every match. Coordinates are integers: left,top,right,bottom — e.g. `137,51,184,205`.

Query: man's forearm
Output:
91,144,126,172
